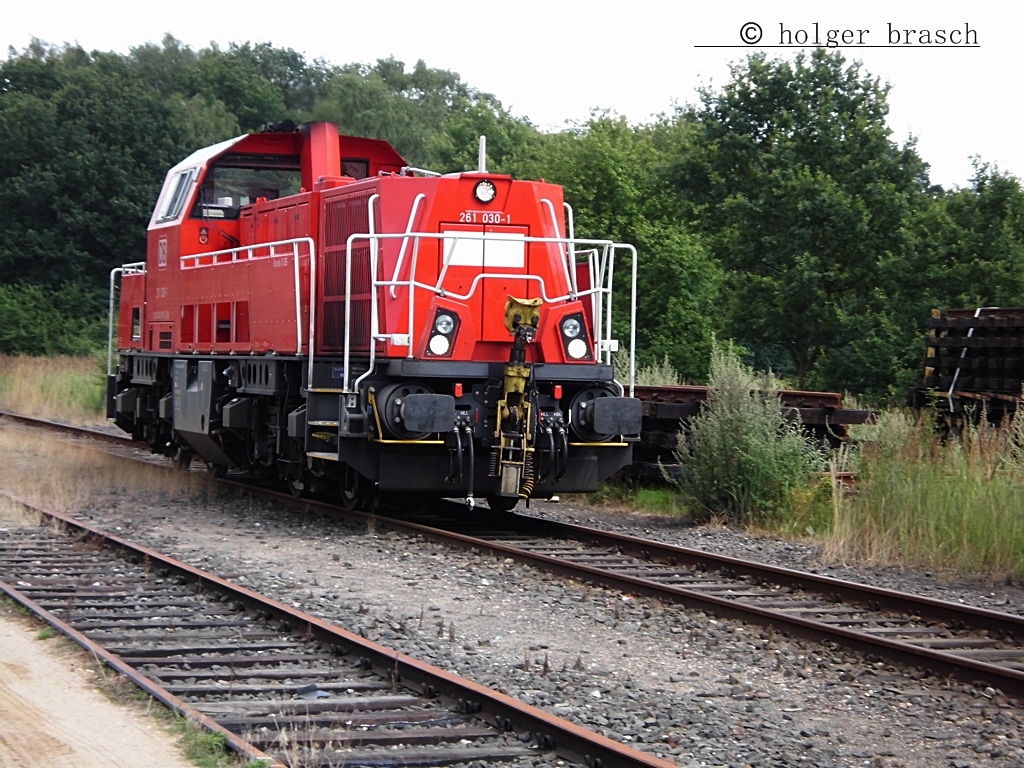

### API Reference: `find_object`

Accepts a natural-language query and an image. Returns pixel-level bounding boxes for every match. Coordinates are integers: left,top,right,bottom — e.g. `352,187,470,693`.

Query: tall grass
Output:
827,409,1024,577
0,354,106,421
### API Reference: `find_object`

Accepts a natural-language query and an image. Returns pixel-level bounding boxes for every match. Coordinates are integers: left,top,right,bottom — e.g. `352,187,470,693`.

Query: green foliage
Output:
673,342,827,525
0,42,235,318
0,284,106,355
631,487,690,516
0,354,107,417
634,355,682,386
3,39,1024,403
192,44,288,130
586,483,689,518
168,715,234,768
312,57,531,171
673,49,929,398
511,115,721,381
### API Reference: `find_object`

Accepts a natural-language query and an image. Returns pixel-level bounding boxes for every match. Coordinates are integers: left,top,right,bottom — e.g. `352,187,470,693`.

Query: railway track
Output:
0,497,674,768
7,413,1024,711
379,503,1024,702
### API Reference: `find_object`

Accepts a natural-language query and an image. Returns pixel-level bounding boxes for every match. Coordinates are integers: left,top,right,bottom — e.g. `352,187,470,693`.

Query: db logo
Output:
199,227,209,245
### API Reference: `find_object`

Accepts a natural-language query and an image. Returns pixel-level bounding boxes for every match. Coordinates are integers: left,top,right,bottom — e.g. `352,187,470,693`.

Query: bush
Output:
0,283,106,355
672,342,827,525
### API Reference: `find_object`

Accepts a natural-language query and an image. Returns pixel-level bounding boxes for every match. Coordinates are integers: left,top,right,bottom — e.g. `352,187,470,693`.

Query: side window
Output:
343,158,370,179
158,169,196,222
131,307,142,341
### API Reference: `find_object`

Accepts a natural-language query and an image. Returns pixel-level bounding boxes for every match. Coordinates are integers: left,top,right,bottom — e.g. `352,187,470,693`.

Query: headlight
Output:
566,338,589,359
429,335,451,355
474,179,497,203
435,313,455,334
426,308,460,357
558,311,590,361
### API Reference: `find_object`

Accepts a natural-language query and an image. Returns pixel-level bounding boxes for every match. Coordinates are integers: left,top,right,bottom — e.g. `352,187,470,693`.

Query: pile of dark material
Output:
911,307,1024,423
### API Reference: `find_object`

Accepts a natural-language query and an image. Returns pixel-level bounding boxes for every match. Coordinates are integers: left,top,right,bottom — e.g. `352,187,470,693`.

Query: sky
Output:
3,1,1014,190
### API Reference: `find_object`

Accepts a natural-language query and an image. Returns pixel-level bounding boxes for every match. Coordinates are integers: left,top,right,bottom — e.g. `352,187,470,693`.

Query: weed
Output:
0,354,106,420
35,626,56,640
636,355,682,386
0,430,209,517
671,341,827,526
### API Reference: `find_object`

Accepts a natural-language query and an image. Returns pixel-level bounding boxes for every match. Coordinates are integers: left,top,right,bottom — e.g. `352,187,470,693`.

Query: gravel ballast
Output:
4,426,1023,768
62,481,1024,768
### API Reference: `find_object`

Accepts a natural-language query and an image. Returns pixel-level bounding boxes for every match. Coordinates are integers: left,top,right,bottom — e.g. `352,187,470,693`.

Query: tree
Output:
312,57,533,171
939,162,1024,307
0,42,234,352
0,283,105,354
673,49,930,398
510,114,721,381
192,43,289,130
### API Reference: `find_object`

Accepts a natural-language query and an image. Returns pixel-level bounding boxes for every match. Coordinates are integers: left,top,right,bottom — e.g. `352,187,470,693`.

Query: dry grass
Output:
0,429,212,516
0,354,107,422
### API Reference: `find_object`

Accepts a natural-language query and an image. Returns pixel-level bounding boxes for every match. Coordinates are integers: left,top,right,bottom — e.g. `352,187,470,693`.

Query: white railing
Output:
331,229,637,398
109,230,637,402
107,261,147,376
179,237,315,356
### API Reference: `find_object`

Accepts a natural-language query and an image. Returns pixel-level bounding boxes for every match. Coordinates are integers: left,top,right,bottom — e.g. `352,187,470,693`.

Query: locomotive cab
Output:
109,121,641,511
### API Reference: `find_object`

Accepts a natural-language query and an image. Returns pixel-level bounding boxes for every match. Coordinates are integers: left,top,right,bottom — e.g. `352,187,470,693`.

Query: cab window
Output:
192,154,302,220
157,169,196,222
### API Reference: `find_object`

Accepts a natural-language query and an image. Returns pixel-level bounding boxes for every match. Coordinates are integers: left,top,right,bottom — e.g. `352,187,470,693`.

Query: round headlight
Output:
429,334,451,356
434,313,455,335
561,317,582,339
474,180,497,204
567,338,588,359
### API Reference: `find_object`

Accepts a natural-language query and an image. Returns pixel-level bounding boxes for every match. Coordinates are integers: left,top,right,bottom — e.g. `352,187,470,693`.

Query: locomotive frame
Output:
107,121,642,510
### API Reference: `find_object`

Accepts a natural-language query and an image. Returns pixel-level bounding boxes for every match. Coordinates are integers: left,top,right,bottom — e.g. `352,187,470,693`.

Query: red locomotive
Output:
107,120,641,510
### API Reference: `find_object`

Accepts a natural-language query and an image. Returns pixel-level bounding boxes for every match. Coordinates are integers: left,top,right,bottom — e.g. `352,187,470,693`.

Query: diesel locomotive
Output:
107,120,641,510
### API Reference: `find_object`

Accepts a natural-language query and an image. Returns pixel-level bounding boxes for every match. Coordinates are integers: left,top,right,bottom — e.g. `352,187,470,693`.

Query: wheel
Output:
486,495,520,513
339,465,367,511
172,446,194,470
205,462,228,478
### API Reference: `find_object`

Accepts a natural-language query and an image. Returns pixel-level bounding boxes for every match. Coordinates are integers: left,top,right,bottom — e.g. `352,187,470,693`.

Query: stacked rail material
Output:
625,385,874,483
911,307,1024,420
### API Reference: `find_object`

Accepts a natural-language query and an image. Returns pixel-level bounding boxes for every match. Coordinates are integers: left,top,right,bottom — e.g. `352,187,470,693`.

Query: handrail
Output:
541,198,575,298
107,262,146,376
109,228,636,401
178,237,314,270
389,193,427,298
340,230,636,394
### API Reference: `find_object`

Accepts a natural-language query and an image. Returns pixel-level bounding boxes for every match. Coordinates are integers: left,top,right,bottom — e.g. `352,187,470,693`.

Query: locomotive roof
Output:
166,133,252,176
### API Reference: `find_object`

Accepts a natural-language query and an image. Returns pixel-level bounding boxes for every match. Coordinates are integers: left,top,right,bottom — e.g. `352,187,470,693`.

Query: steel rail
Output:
11,412,1024,701
0,580,283,768
1,496,675,768
402,507,1024,700
218,487,1024,702
0,410,132,445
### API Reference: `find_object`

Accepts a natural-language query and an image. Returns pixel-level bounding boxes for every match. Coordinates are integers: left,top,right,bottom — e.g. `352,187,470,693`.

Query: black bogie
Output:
108,351,637,508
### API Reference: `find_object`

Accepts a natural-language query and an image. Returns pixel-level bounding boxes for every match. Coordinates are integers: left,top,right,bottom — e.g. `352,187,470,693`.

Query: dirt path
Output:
0,608,197,768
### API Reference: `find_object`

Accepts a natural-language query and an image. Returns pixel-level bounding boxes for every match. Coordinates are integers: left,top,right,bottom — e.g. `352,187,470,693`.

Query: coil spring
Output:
518,452,535,497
